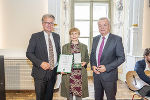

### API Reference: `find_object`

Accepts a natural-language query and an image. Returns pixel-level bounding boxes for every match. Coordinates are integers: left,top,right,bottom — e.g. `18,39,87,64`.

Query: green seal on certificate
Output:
73,53,82,69
73,63,82,69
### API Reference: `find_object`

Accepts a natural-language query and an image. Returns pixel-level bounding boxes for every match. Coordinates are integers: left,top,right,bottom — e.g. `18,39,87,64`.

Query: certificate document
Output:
73,53,82,69
57,54,73,73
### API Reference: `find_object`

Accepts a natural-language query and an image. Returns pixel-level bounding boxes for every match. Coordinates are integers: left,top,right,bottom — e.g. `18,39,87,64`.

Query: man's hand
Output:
81,62,86,67
98,65,106,72
92,66,100,74
40,62,50,70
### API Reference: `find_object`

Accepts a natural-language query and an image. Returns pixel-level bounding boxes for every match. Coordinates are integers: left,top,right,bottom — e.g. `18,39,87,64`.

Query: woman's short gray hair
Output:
42,14,55,22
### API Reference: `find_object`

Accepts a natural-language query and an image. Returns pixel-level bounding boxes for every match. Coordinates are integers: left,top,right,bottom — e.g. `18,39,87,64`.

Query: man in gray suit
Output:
90,17,125,100
26,14,61,100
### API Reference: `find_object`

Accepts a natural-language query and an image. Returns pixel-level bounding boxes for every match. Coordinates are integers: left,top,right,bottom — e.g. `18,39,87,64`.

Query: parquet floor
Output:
6,78,143,100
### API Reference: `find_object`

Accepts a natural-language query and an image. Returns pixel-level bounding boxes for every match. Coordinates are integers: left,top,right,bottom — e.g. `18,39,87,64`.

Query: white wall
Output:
142,0,150,48
1,0,48,49
0,0,48,57
0,0,3,48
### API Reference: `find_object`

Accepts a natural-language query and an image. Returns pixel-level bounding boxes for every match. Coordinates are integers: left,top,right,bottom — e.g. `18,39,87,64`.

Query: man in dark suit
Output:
26,14,61,100
134,48,150,85
90,17,125,100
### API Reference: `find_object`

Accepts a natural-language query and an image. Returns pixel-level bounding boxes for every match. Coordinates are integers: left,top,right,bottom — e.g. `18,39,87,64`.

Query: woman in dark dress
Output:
60,28,89,100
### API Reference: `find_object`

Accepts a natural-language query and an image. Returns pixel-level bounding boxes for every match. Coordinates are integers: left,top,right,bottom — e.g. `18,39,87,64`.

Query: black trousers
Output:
94,74,117,100
34,70,57,100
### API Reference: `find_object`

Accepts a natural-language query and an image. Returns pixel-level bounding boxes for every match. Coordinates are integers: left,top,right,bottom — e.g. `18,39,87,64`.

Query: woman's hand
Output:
81,62,86,67
61,72,67,74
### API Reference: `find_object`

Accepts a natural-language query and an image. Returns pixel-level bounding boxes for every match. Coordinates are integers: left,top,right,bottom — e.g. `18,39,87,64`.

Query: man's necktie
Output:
48,34,54,70
98,37,105,66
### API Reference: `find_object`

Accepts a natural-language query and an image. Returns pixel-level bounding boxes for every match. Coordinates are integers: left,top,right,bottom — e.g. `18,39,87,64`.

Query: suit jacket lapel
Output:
100,33,112,61
38,31,48,60
143,59,146,68
52,32,58,52
94,35,101,52
52,32,61,58
67,42,72,55
79,42,82,53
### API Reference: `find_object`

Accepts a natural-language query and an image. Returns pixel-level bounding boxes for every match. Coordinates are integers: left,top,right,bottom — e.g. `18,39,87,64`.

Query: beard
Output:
147,60,150,63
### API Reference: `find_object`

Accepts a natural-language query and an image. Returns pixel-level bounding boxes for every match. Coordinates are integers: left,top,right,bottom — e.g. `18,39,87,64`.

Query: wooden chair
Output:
126,71,150,100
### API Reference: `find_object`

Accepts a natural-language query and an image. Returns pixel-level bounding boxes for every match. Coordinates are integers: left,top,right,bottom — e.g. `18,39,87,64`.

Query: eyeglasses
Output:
43,22,54,25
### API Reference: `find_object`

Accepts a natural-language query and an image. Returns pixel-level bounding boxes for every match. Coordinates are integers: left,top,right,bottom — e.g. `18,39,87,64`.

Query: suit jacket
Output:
26,31,61,80
90,33,125,81
134,59,150,85
60,42,89,98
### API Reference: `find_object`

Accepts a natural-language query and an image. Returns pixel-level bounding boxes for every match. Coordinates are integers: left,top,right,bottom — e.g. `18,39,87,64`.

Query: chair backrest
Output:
126,71,150,91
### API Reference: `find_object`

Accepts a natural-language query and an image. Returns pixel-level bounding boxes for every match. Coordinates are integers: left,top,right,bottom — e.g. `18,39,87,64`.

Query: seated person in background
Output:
134,48,150,96
134,48,150,85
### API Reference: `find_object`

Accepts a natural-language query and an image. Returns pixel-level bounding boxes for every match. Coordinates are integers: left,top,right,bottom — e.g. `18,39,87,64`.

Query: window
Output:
73,1,109,52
